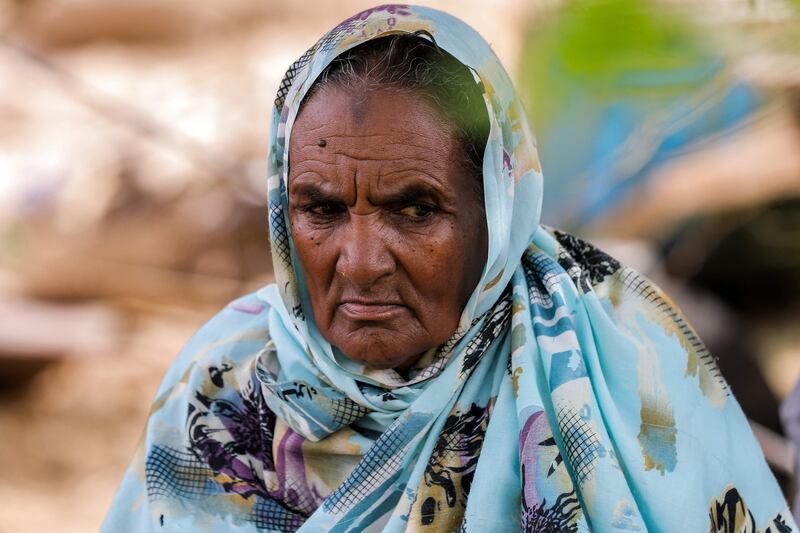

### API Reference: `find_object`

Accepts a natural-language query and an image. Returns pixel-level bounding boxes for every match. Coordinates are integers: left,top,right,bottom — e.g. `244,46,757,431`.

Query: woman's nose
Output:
335,215,396,288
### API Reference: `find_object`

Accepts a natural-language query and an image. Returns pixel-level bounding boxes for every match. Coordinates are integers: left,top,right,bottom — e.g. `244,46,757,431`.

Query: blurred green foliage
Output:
519,0,715,129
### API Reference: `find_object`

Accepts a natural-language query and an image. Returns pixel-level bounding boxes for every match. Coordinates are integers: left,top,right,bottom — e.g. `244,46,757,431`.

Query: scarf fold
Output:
103,5,794,532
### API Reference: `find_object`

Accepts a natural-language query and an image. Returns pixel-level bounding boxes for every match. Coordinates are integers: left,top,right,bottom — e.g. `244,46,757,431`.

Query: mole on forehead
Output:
296,136,449,151
293,148,452,166
296,130,450,145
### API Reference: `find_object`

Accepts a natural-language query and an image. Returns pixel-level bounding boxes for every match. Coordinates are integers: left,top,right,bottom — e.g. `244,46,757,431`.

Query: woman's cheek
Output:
293,218,333,260
400,221,461,293
290,223,336,317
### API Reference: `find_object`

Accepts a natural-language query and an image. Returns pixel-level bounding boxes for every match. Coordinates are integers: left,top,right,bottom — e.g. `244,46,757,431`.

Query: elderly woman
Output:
104,6,793,532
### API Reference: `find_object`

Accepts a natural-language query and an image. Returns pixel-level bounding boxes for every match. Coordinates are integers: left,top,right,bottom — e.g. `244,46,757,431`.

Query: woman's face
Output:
288,86,488,369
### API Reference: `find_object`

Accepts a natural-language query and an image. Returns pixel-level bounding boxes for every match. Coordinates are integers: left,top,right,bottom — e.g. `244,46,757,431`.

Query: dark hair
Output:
302,33,490,190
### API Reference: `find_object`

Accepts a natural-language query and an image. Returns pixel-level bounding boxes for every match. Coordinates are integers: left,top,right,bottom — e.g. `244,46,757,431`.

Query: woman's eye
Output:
308,203,342,216
398,204,434,218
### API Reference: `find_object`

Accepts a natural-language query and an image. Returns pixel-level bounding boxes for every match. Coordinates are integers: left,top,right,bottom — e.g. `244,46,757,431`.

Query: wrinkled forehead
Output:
288,86,459,157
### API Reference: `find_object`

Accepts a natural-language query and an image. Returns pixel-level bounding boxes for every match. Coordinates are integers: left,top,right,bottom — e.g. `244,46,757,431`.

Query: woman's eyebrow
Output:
289,182,341,201
379,183,444,204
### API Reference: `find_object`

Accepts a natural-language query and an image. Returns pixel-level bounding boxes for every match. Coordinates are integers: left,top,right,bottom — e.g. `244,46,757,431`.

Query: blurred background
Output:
0,0,799,530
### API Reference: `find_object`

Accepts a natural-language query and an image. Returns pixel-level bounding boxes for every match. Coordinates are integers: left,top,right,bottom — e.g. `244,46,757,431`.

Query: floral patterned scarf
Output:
104,5,794,532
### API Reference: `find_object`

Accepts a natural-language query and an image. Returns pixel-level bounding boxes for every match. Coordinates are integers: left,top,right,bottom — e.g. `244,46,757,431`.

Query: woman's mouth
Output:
338,302,407,321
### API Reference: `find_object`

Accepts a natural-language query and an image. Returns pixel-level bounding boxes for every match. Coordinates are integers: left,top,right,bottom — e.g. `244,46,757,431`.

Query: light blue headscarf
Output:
104,5,794,532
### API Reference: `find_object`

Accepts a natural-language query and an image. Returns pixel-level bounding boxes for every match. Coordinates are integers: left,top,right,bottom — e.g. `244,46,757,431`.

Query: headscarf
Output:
103,5,794,532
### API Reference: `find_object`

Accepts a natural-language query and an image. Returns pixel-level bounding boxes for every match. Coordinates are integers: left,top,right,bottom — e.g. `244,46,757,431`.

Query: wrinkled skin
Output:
288,86,487,369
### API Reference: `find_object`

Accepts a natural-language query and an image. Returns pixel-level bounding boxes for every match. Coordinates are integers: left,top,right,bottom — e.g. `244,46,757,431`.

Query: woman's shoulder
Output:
191,289,273,345
103,287,281,531
153,286,276,398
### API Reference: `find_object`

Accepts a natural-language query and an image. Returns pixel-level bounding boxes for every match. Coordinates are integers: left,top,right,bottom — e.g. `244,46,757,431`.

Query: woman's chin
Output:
331,329,425,370
319,316,428,370
341,346,421,370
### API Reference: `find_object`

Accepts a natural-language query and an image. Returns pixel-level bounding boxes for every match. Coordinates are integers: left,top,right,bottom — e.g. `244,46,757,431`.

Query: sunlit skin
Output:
288,86,488,370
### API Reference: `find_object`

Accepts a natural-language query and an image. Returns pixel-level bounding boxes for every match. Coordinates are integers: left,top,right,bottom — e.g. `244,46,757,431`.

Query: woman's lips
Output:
338,302,406,321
